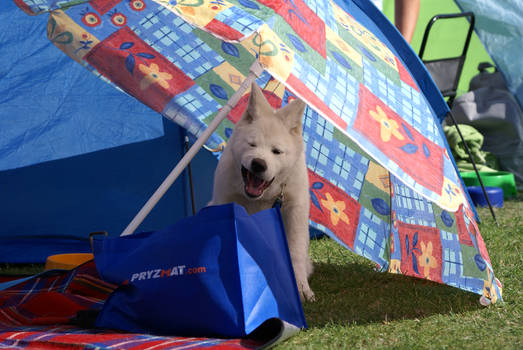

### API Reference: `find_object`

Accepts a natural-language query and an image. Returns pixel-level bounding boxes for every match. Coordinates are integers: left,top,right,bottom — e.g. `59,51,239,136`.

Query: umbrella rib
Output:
446,111,498,225
120,60,264,236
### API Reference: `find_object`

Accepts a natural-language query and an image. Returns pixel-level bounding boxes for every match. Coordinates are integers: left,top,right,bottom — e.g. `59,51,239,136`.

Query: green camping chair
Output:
419,12,475,107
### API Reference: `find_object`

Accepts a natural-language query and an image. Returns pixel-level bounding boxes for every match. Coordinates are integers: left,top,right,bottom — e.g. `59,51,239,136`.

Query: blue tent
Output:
0,1,216,263
453,0,523,108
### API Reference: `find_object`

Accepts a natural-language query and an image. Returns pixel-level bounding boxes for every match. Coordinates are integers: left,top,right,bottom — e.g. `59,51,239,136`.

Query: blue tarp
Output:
0,1,216,263
0,1,164,171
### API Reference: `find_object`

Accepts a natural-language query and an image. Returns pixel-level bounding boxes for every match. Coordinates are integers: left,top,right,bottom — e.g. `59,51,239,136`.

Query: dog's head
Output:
231,83,307,199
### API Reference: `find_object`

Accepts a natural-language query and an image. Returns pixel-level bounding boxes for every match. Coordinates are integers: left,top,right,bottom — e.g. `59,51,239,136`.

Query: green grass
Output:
279,197,522,349
0,264,44,276
1,198,521,349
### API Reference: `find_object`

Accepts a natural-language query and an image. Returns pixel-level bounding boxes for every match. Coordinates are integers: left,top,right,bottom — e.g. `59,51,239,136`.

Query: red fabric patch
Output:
66,276,115,302
227,90,282,124
308,170,360,249
13,0,34,15
0,275,24,283
85,27,194,113
21,292,85,324
89,0,122,15
257,0,326,58
455,205,490,266
286,74,347,130
205,19,244,41
397,221,443,283
395,57,419,92
455,204,473,247
49,333,133,344
353,84,444,194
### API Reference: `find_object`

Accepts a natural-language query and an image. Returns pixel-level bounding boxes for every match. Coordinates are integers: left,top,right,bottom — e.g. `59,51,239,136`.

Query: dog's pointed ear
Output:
278,98,306,134
243,82,272,124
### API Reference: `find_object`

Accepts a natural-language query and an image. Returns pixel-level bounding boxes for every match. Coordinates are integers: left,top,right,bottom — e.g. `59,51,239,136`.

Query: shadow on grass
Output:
303,261,481,327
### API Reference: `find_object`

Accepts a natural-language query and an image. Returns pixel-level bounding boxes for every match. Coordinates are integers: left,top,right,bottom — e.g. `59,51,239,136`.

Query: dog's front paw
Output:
298,283,316,302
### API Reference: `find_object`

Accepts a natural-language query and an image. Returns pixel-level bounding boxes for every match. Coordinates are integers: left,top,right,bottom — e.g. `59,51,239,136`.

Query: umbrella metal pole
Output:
184,135,196,216
121,60,264,236
446,111,498,225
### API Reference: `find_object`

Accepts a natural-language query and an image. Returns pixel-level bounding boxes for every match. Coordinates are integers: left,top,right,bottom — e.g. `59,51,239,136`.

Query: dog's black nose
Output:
251,158,267,173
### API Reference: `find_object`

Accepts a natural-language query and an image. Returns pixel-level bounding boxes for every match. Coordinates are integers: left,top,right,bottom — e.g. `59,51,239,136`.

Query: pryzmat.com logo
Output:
129,265,207,283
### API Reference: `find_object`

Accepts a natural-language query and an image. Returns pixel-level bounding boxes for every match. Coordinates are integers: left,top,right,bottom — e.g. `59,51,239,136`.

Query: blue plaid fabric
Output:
163,85,223,147
303,0,338,30
138,11,224,79
354,207,389,269
391,176,437,227
440,230,464,285
215,6,264,35
303,108,367,198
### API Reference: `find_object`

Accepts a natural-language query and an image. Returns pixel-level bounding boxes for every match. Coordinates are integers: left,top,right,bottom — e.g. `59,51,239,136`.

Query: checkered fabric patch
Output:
303,0,337,30
138,11,224,79
214,6,264,35
304,108,367,198
354,207,389,269
391,176,437,227
163,85,223,147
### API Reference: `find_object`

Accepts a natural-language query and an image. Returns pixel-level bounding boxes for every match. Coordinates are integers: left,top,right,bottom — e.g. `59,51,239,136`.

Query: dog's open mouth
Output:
241,166,274,198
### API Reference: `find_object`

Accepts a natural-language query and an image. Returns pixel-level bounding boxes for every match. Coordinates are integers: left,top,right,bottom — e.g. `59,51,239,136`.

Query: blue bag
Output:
91,203,307,338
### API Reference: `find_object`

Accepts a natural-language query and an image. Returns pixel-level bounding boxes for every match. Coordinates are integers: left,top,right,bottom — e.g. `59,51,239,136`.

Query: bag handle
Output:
89,231,108,252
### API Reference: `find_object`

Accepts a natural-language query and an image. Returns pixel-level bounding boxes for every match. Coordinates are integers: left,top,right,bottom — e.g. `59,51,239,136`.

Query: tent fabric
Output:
0,1,165,172
6,0,502,304
0,262,263,349
21,2,459,210
12,0,456,208
453,0,523,109
0,118,217,263
1,1,219,262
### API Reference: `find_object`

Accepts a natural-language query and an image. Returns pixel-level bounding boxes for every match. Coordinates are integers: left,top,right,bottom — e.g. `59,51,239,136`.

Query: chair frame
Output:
419,12,475,107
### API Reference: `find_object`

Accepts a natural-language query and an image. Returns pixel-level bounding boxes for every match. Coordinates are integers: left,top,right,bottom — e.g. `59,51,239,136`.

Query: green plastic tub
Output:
460,171,517,199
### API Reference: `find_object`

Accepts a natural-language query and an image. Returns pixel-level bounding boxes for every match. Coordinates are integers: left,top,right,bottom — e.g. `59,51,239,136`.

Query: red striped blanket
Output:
0,262,262,349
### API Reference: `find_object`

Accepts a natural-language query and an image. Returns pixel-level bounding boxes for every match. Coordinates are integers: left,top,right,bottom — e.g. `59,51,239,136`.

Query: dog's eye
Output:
272,148,282,155
248,142,256,148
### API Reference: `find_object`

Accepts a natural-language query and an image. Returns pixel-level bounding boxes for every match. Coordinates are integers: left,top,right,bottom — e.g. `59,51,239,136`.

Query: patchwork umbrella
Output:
12,0,502,306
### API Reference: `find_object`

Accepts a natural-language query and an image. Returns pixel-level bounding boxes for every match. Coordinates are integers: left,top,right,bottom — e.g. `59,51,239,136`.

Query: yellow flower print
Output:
483,280,498,304
437,176,464,211
482,269,502,304
369,105,404,142
205,141,227,153
418,241,438,279
139,63,172,91
321,193,350,226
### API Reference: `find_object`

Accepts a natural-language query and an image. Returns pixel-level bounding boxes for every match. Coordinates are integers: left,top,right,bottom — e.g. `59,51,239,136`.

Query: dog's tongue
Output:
245,172,268,197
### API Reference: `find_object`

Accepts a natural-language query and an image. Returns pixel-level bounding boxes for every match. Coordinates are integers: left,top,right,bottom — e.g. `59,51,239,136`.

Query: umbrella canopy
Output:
11,0,501,303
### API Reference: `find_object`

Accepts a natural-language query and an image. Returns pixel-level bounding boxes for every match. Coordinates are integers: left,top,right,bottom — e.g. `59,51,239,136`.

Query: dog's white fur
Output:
209,83,315,301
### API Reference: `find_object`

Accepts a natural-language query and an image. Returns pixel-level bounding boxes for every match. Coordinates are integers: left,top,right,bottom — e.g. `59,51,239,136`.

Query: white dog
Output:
209,83,315,302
